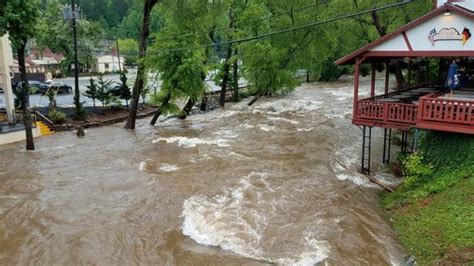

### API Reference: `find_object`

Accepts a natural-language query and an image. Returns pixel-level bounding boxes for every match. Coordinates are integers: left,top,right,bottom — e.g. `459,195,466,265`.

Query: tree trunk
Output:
150,93,171,125
248,94,262,106
178,99,195,119
232,48,239,102
200,95,208,111
219,45,232,107
219,9,234,107
18,40,35,150
125,0,159,129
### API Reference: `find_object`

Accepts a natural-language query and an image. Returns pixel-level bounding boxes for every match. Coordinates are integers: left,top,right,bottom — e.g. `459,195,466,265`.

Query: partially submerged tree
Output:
125,0,160,130
0,0,40,150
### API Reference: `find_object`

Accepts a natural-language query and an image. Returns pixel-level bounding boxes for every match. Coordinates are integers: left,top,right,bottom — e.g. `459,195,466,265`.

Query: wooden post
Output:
371,62,376,98
385,60,390,94
353,57,361,120
408,60,412,88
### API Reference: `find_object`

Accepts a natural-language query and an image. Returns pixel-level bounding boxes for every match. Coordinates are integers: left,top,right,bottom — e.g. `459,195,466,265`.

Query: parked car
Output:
28,81,43,94
38,82,73,94
108,84,122,97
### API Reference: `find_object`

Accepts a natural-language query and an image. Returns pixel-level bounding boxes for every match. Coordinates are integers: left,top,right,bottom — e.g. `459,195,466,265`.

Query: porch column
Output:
0,35,15,124
385,60,390,94
370,62,376,98
353,57,361,120
408,60,412,88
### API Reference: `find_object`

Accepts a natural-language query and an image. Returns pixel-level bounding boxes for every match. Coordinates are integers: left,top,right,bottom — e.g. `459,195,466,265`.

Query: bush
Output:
47,111,67,124
401,152,433,190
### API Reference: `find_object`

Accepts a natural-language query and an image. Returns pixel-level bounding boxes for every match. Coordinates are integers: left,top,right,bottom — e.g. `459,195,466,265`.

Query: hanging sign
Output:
428,27,471,46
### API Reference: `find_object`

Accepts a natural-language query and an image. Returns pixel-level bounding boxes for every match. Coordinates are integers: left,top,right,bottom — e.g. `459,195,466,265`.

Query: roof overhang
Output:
335,3,474,66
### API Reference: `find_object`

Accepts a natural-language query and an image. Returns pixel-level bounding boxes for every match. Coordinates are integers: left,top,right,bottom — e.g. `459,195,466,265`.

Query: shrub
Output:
47,111,67,124
401,152,433,190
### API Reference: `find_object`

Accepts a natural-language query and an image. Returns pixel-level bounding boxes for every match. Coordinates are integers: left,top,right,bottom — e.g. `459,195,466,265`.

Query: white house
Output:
94,55,125,73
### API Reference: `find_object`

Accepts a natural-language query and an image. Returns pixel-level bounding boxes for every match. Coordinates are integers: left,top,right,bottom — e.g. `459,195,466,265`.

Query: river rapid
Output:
0,76,405,265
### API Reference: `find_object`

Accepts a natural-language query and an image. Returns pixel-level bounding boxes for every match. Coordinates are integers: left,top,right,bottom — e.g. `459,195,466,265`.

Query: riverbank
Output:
382,132,474,265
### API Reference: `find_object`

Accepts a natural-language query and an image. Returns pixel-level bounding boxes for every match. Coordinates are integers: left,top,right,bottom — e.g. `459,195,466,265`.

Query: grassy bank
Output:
382,132,474,265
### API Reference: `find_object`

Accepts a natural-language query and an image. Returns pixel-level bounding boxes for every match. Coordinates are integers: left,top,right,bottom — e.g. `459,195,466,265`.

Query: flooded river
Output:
0,77,405,265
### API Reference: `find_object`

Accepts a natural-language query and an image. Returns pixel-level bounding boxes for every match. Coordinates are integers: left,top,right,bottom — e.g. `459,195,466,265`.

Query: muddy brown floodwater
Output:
0,76,405,265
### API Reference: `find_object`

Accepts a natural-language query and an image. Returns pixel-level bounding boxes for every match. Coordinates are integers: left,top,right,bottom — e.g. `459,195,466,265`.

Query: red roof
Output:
29,47,65,64
335,3,474,66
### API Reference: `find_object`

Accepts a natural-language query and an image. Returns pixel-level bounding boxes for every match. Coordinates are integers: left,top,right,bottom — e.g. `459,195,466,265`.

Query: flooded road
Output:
0,76,404,265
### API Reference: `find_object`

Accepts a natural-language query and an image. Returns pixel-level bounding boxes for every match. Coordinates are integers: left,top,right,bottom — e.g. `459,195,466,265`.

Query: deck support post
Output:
401,131,409,154
413,128,420,151
361,126,372,175
353,57,361,120
371,62,376,98
382,128,392,164
385,60,390,94
408,60,412,88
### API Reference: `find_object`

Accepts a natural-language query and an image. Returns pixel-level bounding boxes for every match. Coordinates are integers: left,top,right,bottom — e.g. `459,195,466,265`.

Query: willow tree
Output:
125,0,160,130
236,0,339,105
0,0,40,150
147,0,227,124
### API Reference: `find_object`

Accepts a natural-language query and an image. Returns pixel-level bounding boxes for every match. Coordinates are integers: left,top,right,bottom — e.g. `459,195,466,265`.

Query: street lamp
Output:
64,1,83,119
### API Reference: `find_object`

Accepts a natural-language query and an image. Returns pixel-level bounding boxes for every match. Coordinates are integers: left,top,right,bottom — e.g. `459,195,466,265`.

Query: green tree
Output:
83,78,98,108
0,0,40,150
117,71,132,107
118,38,139,66
125,0,160,130
36,0,102,75
96,76,113,107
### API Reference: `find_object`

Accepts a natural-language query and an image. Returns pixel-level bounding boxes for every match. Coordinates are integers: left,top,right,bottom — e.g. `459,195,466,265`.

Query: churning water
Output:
0,76,404,265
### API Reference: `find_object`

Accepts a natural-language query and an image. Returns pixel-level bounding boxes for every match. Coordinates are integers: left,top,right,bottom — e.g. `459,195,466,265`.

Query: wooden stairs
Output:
36,121,54,136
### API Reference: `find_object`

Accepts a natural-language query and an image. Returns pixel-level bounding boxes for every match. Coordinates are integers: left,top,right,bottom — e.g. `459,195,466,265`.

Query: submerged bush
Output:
47,111,67,124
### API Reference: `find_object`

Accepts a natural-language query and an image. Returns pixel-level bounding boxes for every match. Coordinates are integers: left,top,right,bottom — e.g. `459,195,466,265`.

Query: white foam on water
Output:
267,117,300,125
159,164,180,172
333,150,378,188
296,127,314,132
152,136,230,148
258,125,276,132
138,161,146,171
181,172,329,265
256,99,324,114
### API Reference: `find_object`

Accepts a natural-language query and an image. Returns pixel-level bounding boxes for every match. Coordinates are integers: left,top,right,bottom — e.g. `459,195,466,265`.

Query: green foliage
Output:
83,78,98,108
118,38,139,66
383,132,474,209
0,0,40,48
382,132,474,264
390,178,474,265
399,151,434,190
36,0,102,74
96,76,114,107
117,71,131,107
47,110,67,124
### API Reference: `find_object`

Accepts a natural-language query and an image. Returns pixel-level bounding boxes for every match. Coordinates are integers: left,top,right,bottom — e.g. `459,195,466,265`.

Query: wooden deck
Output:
354,88,474,134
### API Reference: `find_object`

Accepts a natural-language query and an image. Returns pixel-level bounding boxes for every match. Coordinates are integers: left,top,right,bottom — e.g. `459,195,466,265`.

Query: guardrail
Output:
33,111,55,130
356,101,418,124
418,94,474,126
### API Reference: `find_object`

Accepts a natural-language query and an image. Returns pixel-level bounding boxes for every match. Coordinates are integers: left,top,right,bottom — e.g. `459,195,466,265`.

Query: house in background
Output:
93,55,124,73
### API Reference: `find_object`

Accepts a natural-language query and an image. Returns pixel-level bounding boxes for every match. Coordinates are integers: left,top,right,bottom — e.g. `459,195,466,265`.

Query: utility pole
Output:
71,0,83,119
116,39,122,72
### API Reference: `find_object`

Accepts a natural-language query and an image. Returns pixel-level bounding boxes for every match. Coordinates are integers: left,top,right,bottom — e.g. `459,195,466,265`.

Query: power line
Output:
156,0,331,41
139,0,414,55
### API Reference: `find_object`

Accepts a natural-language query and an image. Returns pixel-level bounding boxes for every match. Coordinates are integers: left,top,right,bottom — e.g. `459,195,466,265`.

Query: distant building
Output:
27,48,64,74
93,55,124,73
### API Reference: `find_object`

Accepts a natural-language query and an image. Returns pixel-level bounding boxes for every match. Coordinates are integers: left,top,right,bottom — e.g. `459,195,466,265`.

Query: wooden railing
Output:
356,101,418,124
418,95,474,126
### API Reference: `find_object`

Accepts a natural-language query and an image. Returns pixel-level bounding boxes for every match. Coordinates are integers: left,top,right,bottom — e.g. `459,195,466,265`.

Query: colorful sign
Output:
428,27,471,46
